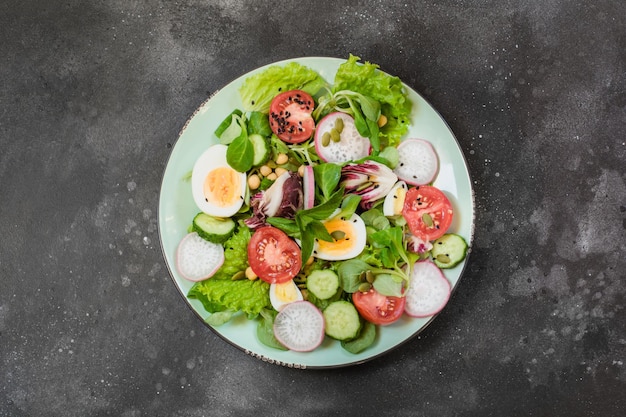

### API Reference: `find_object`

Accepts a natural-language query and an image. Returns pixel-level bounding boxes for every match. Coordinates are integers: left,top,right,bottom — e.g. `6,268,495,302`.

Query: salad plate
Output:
158,57,474,369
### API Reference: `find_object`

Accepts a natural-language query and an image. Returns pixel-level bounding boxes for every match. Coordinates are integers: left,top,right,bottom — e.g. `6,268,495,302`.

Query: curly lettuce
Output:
333,55,412,147
239,62,327,113
187,227,271,320
188,278,270,319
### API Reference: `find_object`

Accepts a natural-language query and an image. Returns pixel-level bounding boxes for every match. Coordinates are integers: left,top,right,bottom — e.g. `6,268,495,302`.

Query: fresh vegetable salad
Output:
175,55,469,354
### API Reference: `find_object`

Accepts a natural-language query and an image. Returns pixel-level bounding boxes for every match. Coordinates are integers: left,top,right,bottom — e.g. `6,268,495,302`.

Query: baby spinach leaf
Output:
215,109,243,139
373,272,404,292
219,113,247,145
358,95,381,121
205,310,235,327
337,259,370,293
341,321,376,354
313,163,342,201
257,309,288,350
227,134,254,172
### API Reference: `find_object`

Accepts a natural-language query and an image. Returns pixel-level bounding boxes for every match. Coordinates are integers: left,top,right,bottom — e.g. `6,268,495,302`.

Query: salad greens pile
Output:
182,55,464,355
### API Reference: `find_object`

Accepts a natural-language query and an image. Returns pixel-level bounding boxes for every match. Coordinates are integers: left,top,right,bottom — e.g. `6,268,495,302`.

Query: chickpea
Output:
266,172,277,181
259,165,272,177
248,174,261,190
377,114,388,128
274,167,287,177
297,165,305,177
275,153,289,165
245,266,258,280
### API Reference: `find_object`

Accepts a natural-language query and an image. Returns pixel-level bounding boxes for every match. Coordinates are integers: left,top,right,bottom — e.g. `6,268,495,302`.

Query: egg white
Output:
383,181,408,217
191,144,247,218
269,280,304,311
313,212,367,261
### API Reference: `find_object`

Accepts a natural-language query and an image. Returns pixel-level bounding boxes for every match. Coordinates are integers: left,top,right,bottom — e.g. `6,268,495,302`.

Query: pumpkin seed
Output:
322,132,331,146
231,270,245,280
358,282,372,292
356,181,373,192
330,128,341,142
334,118,344,133
365,270,375,284
330,230,346,240
436,254,451,264
422,213,434,227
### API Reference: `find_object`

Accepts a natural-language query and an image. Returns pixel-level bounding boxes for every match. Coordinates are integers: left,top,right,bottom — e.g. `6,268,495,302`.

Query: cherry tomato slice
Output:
402,185,453,241
248,226,301,284
352,289,406,326
269,90,315,144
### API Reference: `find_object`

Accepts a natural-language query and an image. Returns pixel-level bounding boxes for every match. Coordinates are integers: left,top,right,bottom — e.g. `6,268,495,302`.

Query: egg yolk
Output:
393,187,407,214
203,167,241,207
317,219,355,255
274,281,298,302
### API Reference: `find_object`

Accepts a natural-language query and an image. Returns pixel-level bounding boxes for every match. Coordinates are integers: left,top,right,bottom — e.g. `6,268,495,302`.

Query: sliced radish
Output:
273,301,325,352
176,232,225,281
314,112,370,163
394,139,439,185
404,259,451,317
302,165,315,209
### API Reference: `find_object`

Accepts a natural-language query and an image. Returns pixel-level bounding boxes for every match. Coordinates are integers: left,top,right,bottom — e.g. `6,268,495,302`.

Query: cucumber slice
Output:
431,233,468,269
249,133,270,166
323,301,361,341
192,212,236,244
306,270,339,300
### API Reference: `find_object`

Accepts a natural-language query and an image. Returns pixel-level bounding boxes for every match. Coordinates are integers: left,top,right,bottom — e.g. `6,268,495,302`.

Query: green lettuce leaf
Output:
333,55,412,147
239,62,328,112
212,227,251,280
188,279,271,319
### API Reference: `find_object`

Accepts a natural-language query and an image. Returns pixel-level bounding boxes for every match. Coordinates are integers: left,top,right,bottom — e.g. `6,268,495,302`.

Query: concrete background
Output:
1,0,624,415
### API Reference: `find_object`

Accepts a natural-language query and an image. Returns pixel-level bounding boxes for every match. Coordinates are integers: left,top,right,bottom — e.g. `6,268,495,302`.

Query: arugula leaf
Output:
333,194,361,221
308,220,334,242
295,188,344,265
266,217,300,237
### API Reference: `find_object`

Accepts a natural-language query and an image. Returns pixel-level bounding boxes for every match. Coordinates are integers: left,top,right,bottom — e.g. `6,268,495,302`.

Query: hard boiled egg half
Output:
191,144,247,218
382,181,408,217
313,211,367,261
269,280,303,311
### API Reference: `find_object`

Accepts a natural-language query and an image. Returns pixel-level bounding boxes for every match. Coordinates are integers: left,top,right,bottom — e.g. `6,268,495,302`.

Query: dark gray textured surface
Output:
1,0,624,415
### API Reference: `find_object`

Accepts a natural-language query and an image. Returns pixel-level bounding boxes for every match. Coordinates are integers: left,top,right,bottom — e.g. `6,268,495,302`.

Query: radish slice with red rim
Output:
394,139,439,186
176,232,225,281
273,301,325,352
302,165,315,209
314,112,370,163
404,259,451,317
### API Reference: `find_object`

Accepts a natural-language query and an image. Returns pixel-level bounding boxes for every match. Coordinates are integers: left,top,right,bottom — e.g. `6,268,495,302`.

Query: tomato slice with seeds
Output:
352,289,405,326
248,226,302,284
269,90,315,144
402,185,453,241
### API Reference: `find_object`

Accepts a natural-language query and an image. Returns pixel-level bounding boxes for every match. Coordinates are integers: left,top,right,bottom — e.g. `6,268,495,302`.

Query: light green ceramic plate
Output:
158,57,475,369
